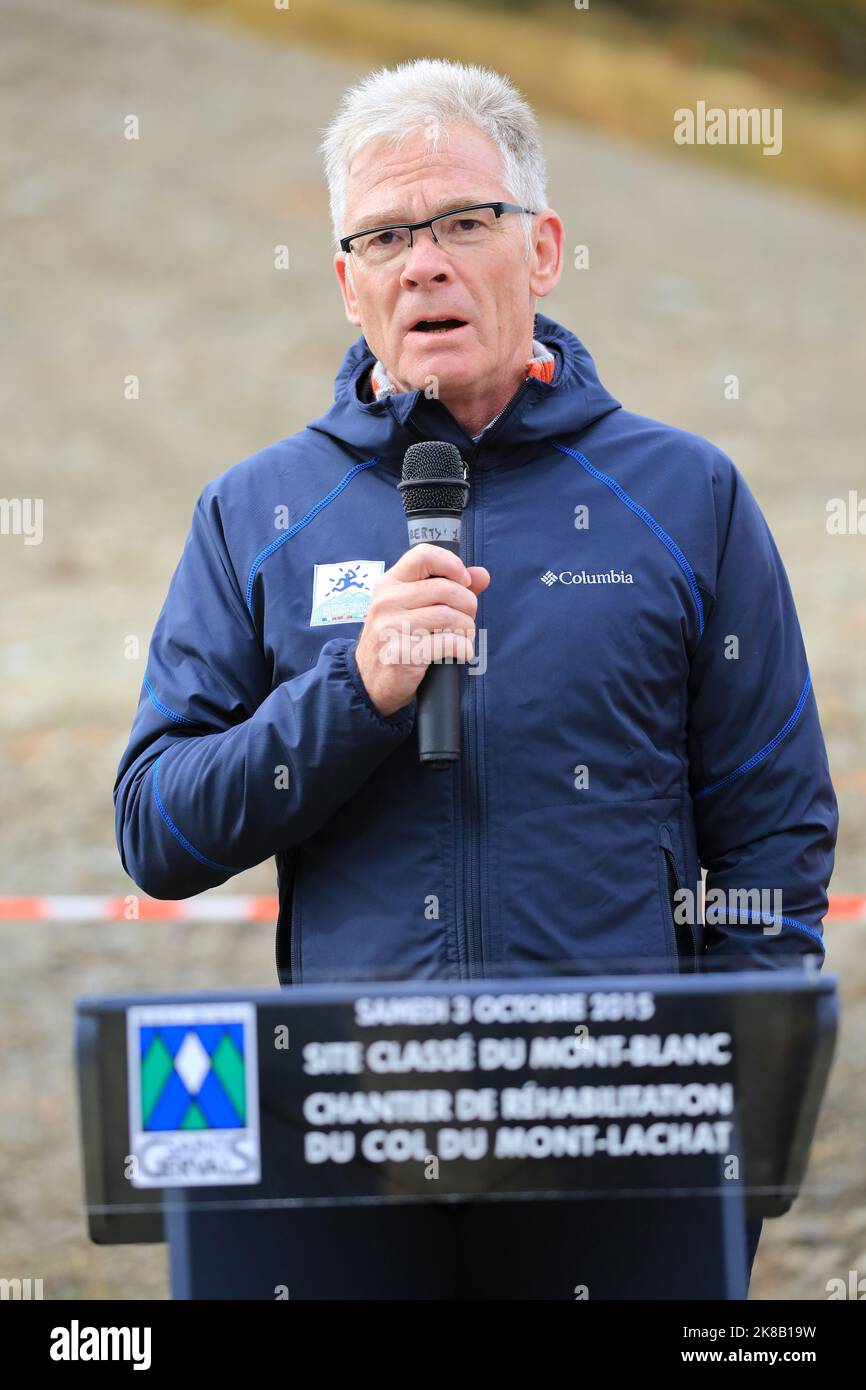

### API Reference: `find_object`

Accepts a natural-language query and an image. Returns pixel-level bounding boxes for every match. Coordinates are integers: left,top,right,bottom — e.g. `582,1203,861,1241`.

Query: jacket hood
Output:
307,310,621,472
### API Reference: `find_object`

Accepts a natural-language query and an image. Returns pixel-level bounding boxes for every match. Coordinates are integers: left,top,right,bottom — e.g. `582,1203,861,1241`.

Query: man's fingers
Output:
376,576,479,617
383,606,475,638
379,628,476,668
467,565,491,594
388,543,471,586
428,631,475,664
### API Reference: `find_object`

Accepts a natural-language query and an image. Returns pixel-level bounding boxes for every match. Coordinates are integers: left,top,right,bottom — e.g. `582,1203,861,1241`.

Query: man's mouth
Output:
409,317,468,335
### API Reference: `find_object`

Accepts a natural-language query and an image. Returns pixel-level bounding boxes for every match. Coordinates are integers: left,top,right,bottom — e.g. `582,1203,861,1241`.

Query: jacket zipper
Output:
459,381,532,979
460,464,483,977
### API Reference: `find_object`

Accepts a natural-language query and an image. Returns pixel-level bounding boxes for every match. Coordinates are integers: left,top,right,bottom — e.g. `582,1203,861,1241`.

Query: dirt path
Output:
1,0,864,1298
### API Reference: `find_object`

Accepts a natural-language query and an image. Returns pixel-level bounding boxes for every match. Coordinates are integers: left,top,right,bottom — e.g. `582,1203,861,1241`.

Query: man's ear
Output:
334,253,363,327
528,210,564,300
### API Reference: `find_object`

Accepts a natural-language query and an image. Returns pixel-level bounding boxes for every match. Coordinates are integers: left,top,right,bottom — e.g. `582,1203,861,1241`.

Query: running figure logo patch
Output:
310,560,385,626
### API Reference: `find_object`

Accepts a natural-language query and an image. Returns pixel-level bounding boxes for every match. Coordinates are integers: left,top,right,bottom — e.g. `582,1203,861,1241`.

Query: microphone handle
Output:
411,532,462,770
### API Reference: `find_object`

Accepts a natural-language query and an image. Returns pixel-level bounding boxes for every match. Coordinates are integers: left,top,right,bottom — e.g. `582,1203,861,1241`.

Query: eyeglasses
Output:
340,201,535,265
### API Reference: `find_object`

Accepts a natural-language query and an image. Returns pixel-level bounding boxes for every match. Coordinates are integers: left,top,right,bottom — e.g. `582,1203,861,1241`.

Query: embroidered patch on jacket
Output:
310,560,385,626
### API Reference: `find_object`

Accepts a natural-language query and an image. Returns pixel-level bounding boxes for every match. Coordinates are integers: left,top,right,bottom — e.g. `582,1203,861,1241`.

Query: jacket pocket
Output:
657,823,696,973
290,877,303,984
274,850,299,986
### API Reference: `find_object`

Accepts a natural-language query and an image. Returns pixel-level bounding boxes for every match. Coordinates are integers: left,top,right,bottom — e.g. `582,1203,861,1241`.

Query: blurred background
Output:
1,0,864,1298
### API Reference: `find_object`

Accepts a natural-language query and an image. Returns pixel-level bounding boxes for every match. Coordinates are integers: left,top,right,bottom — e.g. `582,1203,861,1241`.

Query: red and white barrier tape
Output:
0,894,863,923
0,895,278,921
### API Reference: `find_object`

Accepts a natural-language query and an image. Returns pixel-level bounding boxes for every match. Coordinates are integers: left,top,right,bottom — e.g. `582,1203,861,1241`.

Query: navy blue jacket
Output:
114,312,838,983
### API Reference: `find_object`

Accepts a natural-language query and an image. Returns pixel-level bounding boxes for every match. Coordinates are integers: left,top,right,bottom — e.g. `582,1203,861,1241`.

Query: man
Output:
114,59,837,1292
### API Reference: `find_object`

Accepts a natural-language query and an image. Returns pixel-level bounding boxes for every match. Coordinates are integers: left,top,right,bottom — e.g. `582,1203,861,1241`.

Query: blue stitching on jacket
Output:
152,754,238,874
709,908,825,951
144,674,192,726
694,670,812,800
244,456,380,613
552,440,705,634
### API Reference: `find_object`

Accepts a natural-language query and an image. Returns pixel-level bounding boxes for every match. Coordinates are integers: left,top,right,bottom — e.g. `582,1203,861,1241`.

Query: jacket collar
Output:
308,310,621,474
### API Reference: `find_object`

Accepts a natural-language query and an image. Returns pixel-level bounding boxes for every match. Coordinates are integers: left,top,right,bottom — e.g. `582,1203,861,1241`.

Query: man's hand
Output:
354,543,491,717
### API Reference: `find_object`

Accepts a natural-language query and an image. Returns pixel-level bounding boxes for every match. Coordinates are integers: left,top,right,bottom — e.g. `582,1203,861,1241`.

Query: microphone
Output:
398,441,470,769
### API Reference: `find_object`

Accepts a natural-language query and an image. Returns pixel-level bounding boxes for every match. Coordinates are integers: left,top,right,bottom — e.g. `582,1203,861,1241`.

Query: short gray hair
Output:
320,58,548,251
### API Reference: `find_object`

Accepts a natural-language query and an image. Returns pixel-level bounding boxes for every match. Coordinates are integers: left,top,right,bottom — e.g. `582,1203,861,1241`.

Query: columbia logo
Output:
540,568,635,587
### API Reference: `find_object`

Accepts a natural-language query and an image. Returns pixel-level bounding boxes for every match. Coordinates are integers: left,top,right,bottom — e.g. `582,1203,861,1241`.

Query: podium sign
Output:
78,970,836,1245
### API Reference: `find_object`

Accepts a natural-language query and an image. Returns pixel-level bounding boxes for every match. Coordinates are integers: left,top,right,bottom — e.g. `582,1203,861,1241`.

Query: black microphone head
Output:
400,441,467,515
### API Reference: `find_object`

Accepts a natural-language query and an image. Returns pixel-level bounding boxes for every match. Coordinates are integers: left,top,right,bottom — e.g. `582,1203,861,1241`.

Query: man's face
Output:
334,122,561,403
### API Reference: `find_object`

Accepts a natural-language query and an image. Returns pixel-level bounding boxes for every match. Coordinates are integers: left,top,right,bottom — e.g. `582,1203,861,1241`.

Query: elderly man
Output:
114,59,837,1294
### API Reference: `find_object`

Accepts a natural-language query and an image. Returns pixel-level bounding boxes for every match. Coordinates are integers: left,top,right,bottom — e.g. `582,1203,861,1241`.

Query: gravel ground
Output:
1,0,864,1299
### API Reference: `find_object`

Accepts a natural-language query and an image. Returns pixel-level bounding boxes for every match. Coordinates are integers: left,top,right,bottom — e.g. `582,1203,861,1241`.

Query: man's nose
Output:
400,228,453,288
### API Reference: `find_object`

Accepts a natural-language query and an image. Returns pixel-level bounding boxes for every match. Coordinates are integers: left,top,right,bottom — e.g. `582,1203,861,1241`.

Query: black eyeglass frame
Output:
339,201,536,256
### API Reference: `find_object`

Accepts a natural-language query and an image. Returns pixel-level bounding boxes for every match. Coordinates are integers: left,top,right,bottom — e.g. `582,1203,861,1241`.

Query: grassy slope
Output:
141,0,866,209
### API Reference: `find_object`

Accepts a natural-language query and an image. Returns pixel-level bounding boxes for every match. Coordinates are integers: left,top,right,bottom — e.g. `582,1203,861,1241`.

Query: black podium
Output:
75,970,836,1300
